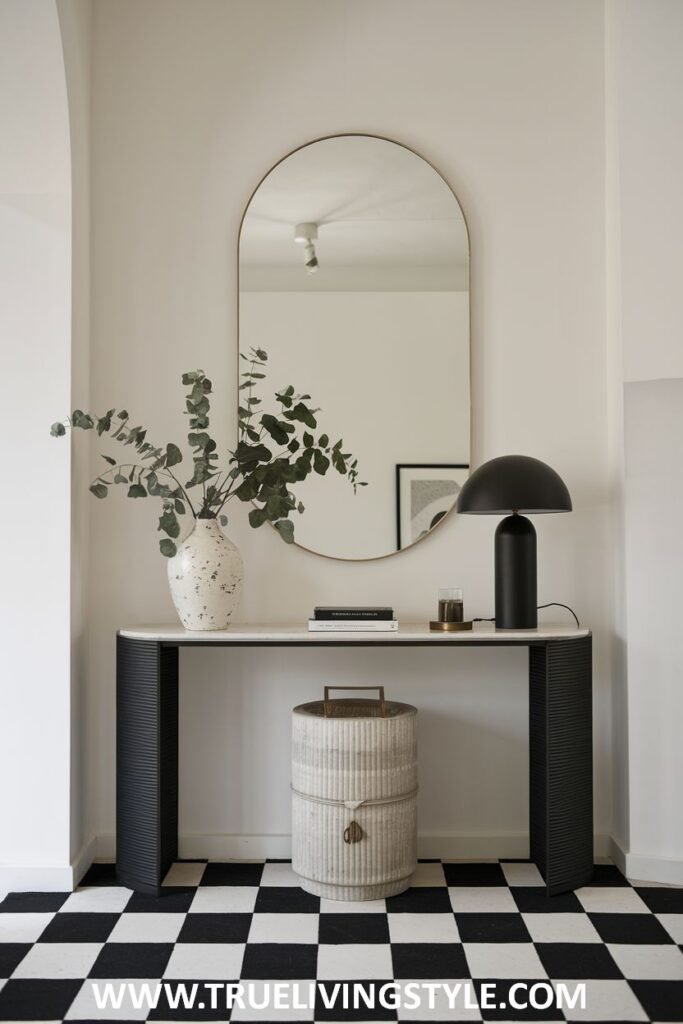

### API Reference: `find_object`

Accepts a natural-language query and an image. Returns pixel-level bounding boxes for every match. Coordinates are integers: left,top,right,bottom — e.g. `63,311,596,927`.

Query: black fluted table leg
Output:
529,635,593,895
116,636,178,894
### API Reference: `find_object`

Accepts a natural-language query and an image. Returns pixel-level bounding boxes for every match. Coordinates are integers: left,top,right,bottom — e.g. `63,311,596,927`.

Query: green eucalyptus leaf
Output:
283,402,317,429
235,441,272,465
265,494,292,519
89,482,108,499
146,471,160,495
114,473,128,484
188,432,210,449
50,421,66,437
313,449,330,475
96,413,112,436
235,475,259,501
158,507,180,538
127,483,147,498
159,538,177,557
174,499,186,515
182,371,202,385
101,454,116,465
332,449,347,475
165,442,183,467
274,519,295,544
292,459,310,482
248,507,268,528
261,414,293,446
72,410,94,430
219,515,228,526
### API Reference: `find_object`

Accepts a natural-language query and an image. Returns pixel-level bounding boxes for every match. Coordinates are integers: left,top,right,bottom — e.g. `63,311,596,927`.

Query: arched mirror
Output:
238,134,470,560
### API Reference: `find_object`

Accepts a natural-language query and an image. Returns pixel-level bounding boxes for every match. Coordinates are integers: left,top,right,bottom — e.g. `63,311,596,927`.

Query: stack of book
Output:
308,606,398,632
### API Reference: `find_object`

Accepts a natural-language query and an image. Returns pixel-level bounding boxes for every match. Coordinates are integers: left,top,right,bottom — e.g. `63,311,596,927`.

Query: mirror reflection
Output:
239,135,470,560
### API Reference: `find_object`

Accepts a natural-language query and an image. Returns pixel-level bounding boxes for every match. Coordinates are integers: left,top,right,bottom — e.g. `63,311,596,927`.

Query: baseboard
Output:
609,834,683,885
608,834,628,876
6,833,680,891
0,862,75,893
0,836,99,894
71,835,98,888
98,831,612,863
2,832,618,892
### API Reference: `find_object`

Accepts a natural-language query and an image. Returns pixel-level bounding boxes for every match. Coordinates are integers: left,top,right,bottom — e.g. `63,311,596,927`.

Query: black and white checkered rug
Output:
1,860,682,1022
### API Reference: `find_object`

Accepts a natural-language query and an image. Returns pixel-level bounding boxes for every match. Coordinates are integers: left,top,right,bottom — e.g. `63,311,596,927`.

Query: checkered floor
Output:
1,860,682,1022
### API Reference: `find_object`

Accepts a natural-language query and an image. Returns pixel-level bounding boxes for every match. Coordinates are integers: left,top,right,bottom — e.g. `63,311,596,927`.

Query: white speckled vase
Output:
167,519,244,630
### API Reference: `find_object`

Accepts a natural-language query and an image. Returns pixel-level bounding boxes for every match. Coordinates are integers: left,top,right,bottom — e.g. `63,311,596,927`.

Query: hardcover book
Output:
308,619,399,632
313,606,395,621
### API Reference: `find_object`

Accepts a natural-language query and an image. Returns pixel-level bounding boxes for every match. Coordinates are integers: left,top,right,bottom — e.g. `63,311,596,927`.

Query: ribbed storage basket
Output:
291,686,417,900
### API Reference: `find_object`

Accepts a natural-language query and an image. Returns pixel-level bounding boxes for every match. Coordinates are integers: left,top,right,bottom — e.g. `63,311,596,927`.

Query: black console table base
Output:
115,625,593,897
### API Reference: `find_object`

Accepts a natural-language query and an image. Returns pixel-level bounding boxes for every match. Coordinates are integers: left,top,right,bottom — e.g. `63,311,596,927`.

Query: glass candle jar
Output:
438,587,464,623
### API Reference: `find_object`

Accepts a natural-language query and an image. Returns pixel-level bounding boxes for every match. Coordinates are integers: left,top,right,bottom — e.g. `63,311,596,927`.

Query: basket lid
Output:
293,698,417,720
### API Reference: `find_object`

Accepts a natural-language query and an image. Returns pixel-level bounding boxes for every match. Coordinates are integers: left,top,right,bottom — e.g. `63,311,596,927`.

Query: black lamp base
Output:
494,514,537,629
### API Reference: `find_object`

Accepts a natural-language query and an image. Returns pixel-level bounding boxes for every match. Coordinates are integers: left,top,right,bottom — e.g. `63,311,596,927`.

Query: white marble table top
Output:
119,622,589,643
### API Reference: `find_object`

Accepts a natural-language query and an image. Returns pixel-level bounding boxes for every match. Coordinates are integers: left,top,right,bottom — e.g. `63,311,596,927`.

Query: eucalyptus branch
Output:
52,348,365,556
166,469,196,517
213,474,240,516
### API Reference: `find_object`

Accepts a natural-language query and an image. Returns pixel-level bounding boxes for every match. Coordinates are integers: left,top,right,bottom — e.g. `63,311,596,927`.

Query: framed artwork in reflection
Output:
396,463,470,550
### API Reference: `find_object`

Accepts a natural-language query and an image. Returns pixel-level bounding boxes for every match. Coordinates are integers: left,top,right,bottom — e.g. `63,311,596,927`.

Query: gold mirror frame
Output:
237,133,472,562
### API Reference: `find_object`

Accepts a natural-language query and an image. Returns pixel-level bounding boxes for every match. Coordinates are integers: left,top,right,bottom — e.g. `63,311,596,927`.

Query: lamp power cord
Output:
473,602,580,628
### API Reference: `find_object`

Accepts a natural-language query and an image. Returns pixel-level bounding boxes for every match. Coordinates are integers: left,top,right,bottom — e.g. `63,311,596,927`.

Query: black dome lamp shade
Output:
456,455,572,629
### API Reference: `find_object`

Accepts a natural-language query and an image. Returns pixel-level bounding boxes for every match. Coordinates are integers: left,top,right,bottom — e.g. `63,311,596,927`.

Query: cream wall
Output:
608,0,683,883
0,0,73,889
57,0,93,872
617,0,683,386
85,0,611,859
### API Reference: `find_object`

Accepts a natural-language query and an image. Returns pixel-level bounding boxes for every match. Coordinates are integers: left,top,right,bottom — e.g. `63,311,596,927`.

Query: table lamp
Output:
456,455,572,629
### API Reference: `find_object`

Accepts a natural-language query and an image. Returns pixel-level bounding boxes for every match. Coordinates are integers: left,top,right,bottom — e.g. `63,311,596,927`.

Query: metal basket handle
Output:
323,685,386,718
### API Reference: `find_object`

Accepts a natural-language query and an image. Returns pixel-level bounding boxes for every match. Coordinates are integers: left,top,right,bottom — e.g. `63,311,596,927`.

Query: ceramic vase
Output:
167,519,243,630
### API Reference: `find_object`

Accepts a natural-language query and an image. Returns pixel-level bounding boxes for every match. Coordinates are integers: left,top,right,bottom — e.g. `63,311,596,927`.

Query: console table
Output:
116,623,593,897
